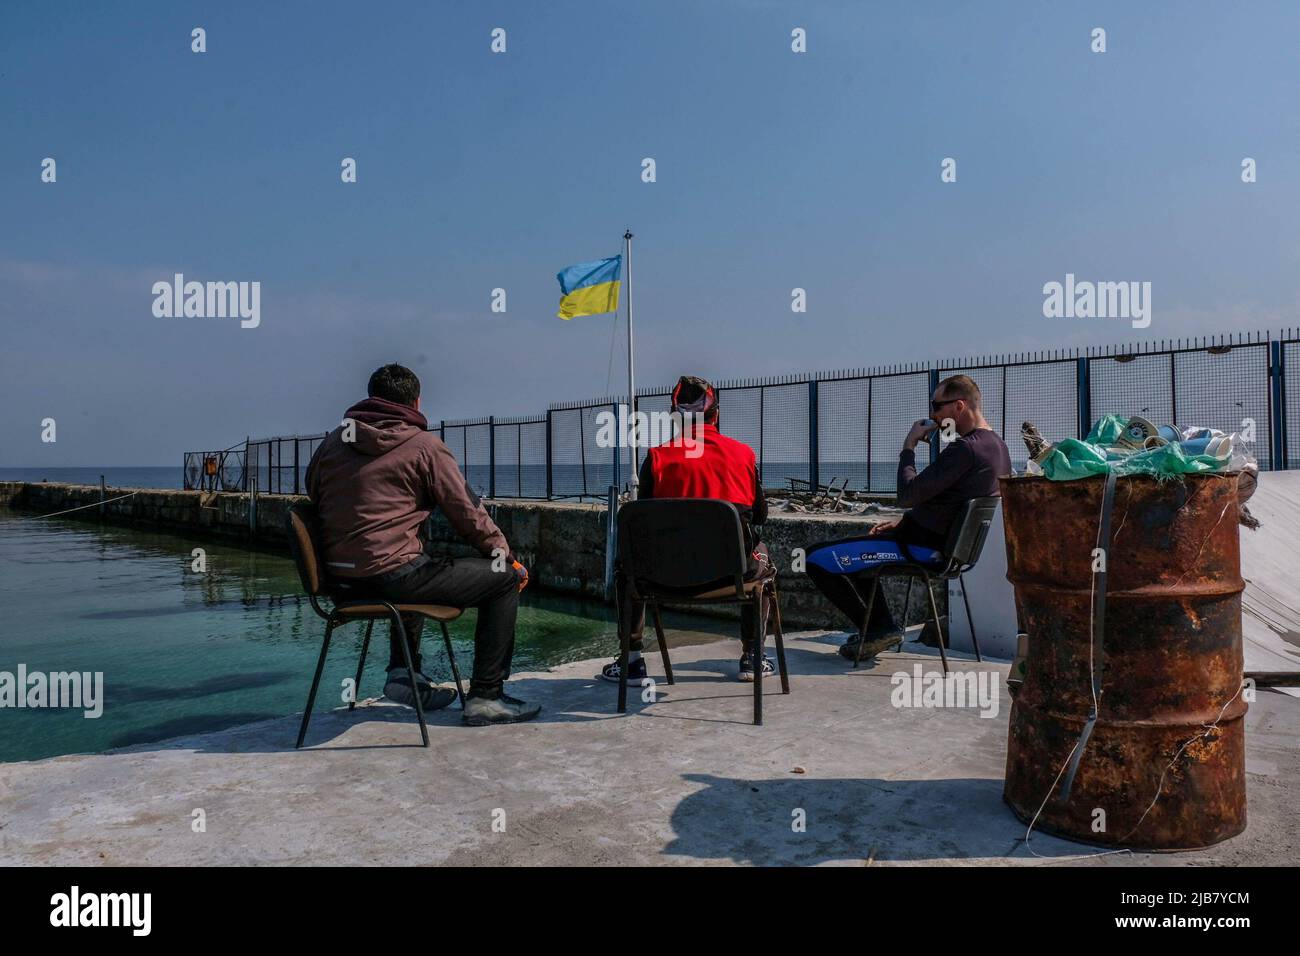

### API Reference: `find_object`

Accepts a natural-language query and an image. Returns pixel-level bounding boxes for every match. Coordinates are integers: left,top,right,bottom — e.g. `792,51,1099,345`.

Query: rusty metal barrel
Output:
1000,473,1247,850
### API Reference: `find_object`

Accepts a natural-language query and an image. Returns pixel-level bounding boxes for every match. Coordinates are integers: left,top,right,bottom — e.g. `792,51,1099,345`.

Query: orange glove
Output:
511,559,530,592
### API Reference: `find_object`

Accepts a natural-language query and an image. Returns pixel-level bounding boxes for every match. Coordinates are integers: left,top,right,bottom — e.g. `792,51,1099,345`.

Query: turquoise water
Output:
0,510,731,763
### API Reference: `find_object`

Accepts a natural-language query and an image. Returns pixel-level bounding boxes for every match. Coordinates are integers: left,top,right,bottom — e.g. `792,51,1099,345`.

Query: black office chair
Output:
286,503,466,748
850,496,1000,674
615,498,789,726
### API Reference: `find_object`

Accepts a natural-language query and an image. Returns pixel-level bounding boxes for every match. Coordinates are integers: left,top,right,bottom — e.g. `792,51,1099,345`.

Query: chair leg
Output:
959,572,982,662
349,620,373,712
752,589,764,726
440,620,467,707
617,600,630,714
903,578,914,634
770,581,790,695
651,603,674,685
853,577,880,668
387,605,429,747
924,572,950,675
296,617,336,749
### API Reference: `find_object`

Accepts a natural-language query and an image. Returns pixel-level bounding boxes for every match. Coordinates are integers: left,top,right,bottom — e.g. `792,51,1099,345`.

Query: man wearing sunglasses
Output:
806,374,1012,661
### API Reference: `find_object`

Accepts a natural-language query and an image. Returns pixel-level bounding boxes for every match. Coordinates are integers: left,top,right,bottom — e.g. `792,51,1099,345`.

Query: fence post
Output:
545,410,554,500
1271,340,1285,469
488,416,496,500
612,403,621,494
808,379,819,490
1076,358,1090,440
928,368,940,467
293,438,300,496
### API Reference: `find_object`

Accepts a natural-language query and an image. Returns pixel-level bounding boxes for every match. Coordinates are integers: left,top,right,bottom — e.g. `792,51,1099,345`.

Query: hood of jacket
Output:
341,397,429,457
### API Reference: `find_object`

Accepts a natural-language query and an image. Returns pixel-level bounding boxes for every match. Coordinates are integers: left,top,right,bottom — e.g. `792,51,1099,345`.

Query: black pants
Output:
335,556,519,699
619,542,772,656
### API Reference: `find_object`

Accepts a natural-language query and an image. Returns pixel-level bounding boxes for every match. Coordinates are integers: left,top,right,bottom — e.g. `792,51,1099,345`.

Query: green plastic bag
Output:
1038,414,1230,481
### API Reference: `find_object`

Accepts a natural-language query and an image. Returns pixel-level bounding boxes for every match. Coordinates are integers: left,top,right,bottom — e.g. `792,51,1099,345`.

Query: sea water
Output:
0,510,734,762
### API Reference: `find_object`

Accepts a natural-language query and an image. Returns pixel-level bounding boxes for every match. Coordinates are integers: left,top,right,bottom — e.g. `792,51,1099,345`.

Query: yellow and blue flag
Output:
556,255,621,319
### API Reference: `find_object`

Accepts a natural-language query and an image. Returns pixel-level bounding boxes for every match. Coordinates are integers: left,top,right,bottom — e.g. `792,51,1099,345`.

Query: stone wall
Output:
0,481,944,631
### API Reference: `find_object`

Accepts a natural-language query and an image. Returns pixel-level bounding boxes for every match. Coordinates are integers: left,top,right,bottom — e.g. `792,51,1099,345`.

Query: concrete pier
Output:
1,635,1295,866
0,481,944,631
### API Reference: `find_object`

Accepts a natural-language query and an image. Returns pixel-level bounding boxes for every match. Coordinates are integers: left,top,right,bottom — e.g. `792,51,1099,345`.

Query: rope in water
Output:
23,491,140,519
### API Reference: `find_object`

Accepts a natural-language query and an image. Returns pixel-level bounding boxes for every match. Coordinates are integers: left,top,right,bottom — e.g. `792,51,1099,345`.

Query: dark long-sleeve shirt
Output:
896,427,1012,539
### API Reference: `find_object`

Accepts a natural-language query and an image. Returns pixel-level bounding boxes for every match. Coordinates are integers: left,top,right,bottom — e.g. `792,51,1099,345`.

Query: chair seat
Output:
655,571,774,602
333,602,463,622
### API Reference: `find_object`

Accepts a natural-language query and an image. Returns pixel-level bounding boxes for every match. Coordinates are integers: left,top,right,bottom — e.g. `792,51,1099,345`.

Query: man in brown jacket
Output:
306,364,541,726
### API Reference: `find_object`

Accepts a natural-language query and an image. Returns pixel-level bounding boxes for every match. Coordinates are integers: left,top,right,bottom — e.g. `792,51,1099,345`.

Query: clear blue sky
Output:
3,1,1297,465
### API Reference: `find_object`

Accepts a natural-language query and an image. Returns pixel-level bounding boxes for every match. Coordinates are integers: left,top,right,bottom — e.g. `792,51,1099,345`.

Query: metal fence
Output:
186,329,1298,497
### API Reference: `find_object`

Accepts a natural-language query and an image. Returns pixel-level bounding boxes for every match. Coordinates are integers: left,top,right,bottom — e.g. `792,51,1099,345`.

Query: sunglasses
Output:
930,397,958,414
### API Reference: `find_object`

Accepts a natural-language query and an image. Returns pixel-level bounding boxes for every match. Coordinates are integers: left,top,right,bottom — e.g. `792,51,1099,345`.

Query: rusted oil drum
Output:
1001,473,1247,850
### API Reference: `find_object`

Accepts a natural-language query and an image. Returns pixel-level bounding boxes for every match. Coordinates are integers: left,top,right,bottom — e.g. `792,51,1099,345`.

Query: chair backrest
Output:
617,498,748,599
286,502,326,597
941,496,1000,572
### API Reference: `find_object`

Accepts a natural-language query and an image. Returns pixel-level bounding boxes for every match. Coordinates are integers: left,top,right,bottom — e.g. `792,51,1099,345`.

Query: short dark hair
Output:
368,364,421,406
937,373,981,410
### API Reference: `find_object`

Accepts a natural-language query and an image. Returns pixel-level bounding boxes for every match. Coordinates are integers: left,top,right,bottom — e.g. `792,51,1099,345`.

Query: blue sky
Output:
3,1,1298,465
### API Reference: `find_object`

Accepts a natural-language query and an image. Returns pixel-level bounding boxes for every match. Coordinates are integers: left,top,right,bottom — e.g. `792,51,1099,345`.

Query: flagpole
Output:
624,229,638,499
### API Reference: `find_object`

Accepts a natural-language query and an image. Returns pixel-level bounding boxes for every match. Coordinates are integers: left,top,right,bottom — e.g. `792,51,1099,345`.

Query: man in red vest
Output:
600,375,775,683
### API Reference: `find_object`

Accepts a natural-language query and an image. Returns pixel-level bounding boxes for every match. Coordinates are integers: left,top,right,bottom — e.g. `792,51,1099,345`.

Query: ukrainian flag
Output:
556,255,621,319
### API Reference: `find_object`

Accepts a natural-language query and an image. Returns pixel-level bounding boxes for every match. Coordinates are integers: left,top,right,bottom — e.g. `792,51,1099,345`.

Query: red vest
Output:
647,424,756,506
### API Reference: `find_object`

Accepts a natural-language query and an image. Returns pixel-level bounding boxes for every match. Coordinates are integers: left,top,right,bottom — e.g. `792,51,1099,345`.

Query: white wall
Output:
946,498,1018,660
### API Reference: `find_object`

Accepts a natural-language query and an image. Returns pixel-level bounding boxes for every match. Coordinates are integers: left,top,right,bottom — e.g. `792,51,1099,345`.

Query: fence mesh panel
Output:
760,382,810,490
463,423,491,496
1089,353,1175,427
634,393,674,473
1286,341,1300,469
868,372,930,493
817,378,870,491
519,420,548,497
493,425,519,497
1004,361,1078,468
942,366,1005,437
717,386,762,476
1174,345,1272,470
548,408,586,497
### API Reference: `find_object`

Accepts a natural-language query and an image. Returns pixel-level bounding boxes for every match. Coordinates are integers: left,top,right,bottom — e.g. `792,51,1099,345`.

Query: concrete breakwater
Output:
0,481,944,631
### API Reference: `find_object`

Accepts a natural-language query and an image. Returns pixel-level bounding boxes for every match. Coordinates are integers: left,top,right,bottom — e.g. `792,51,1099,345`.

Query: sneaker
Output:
462,692,543,726
600,655,647,683
383,669,457,712
838,631,904,661
738,652,777,682
1021,420,1051,462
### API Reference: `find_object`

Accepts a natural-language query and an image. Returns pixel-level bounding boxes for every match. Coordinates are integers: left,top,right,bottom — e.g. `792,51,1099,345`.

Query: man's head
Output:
368,364,421,409
671,375,719,424
931,374,983,433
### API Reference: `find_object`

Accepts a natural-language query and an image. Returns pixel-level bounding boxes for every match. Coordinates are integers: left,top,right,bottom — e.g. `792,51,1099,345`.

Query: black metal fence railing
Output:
185,328,1298,498
182,448,246,492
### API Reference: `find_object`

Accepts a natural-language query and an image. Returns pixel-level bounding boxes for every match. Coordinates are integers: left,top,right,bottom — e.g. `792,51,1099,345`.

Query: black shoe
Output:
738,652,776,682
600,655,647,683
383,669,457,711
462,693,542,726
838,631,904,661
